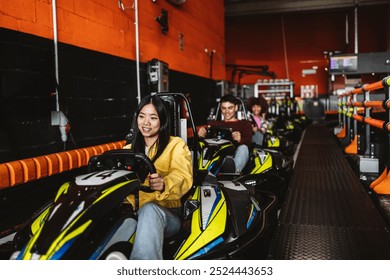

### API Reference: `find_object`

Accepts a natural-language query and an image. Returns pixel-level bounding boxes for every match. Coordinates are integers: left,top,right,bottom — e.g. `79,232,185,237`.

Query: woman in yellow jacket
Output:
105,95,193,260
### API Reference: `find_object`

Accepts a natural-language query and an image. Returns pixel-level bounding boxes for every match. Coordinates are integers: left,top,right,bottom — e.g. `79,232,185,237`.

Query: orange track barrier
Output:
352,101,384,108
351,101,363,107
350,77,390,95
338,76,390,195
353,115,363,122
371,169,390,195
370,167,387,190
336,124,346,138
364,101,383,108
0,140,126,190
362,117,386,130
344,135,357,155
352,115,386,131
0,127,201,190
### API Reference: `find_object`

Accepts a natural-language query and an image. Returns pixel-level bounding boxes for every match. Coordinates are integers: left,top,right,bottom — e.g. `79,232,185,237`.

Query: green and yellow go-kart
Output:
6,150,278,260
260,130,295,156
247,114,295,156
268,115,303,144
197,126,293,200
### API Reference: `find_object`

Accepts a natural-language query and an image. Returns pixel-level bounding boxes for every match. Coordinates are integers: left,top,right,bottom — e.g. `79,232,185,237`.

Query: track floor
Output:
267,122,390,259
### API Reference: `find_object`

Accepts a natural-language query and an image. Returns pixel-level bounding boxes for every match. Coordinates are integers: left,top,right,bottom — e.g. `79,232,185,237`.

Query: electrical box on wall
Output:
329,52,390,75
147,59,169,93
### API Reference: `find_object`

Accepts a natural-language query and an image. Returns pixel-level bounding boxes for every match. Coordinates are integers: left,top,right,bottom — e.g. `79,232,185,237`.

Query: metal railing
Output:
336,76,390,194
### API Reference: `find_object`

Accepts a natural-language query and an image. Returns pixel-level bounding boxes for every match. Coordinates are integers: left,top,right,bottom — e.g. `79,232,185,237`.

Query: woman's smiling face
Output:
137,103,161,146
252,104,262,116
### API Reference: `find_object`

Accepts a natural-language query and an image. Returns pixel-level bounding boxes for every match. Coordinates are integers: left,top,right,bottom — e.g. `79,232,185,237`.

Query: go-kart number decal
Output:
75,170,132,186
200,186,224,230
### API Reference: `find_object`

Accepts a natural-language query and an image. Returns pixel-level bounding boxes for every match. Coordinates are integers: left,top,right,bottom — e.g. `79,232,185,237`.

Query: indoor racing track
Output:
267,121,390,259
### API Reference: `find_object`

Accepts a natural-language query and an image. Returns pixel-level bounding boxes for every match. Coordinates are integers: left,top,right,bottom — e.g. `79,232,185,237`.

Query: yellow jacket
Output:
123,136,193,209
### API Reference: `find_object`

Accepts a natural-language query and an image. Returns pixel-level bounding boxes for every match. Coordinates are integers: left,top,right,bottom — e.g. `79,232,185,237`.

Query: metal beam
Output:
225,0,389,16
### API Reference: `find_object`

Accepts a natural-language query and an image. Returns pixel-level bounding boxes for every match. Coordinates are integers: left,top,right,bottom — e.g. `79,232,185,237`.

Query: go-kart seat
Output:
220,156,236,173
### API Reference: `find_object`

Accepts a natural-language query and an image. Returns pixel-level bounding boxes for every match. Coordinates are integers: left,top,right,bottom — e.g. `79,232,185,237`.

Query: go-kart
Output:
197,125,293,200
267,115,303,144
266,97,306,144
246,112,295,156
261,132,295,156
4,149,278,260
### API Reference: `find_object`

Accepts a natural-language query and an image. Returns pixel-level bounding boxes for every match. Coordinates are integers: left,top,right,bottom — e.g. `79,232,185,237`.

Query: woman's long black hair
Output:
131,95,170,162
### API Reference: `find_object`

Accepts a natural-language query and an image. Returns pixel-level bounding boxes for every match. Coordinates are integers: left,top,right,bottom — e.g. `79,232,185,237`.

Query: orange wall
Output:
226,5,389,95
0,0,226,80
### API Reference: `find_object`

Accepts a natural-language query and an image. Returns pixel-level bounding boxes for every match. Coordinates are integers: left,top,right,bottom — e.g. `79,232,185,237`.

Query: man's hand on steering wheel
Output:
231,131,241,143
198,126,207,138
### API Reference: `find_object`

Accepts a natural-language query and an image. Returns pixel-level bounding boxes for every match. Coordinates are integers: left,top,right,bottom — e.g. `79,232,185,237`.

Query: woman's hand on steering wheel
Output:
147,173,165,192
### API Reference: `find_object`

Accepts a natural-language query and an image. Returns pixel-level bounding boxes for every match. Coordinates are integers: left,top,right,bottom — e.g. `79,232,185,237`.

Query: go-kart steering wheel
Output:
206,126,233,140
88,150,156,186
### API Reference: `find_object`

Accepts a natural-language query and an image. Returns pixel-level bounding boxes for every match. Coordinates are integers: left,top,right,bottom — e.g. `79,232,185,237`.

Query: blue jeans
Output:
234,144,249,173
130,202,181,260
252,131,264,146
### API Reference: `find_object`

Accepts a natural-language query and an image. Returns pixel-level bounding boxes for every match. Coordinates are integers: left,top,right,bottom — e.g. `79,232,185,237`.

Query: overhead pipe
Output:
281,15,289,79
134,0,141,103
345,13,349,47
51,0,59,111
118,0,141,104
205,48,216,79
51,0,70,145
354,0,358,53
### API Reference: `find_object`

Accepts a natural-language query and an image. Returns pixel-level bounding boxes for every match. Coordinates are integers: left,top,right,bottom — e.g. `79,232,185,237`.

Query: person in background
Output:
246,96,270,146
105,95,193,260
198,94,252,173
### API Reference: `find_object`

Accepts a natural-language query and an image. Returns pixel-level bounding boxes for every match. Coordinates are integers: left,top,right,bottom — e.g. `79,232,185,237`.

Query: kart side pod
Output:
174,181,260,260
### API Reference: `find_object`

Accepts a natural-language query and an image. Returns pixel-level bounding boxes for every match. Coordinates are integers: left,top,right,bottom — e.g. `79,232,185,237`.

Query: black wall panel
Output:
0,28,57,161
169,70,216,126
56,43,139,150
0,28,216,163
0,28,139,162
